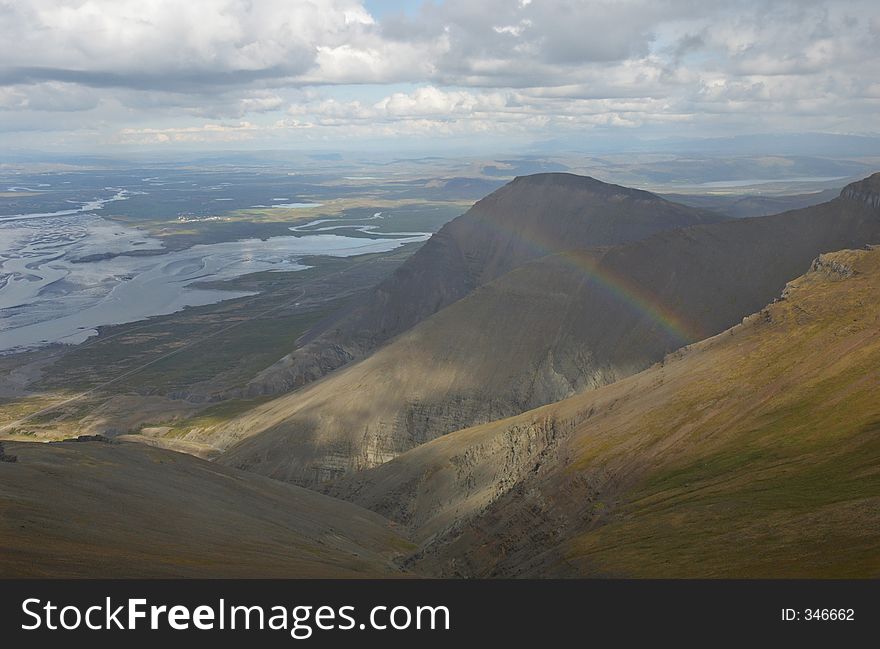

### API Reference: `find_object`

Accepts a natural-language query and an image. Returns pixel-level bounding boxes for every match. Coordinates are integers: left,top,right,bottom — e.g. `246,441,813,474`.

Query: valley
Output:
3,239,878,577
213,173,880,487
1,160,878,579
5,3,880,641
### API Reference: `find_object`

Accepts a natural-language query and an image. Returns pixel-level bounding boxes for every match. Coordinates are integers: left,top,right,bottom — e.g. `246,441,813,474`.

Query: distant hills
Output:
665,187,841,218
213,173,880,488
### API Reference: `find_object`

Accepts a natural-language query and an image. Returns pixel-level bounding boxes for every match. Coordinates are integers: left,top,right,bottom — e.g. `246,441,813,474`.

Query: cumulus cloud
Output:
0,0,368,86
0,0,878,147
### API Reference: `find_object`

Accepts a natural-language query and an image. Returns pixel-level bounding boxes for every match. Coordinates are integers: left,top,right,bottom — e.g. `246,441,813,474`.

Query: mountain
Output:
5,247,878,578
329,246,880,577
211,174,880,487
0,439,409,577
244,173,722,395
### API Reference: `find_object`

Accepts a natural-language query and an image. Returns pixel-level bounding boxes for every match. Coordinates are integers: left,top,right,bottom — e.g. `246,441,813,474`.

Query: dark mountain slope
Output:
245,174,722,395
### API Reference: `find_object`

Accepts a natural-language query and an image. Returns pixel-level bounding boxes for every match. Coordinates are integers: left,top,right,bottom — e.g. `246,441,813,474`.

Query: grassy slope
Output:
560,248,880,577
334,247,880,577
0,440,411,578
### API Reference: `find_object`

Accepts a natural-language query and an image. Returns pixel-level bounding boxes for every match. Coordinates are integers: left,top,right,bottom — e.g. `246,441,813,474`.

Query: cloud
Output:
0,0,878,148
114,121,261,144
274,84,690,142
0,0,372,89
0,82,100,112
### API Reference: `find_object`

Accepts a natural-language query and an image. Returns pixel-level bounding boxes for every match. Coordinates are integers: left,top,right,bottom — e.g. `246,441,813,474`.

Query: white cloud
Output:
114,121,260,144
0,0,878,148
0,0,380,90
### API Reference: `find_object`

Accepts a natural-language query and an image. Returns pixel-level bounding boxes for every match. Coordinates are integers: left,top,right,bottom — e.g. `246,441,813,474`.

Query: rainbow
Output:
468,216,701,346
555,250,701,345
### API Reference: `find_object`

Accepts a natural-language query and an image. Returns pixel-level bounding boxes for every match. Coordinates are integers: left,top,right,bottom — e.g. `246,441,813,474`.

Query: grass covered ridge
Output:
562,248,880,577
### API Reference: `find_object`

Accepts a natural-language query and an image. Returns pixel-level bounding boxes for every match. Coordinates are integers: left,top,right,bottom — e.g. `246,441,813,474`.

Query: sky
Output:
1,0,879,153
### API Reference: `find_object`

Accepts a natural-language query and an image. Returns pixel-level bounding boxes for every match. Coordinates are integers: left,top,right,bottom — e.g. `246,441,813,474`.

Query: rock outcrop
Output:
840,172,880,210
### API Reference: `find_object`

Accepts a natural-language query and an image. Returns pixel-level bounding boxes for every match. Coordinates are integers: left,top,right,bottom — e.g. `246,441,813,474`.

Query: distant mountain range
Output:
664,187,841,218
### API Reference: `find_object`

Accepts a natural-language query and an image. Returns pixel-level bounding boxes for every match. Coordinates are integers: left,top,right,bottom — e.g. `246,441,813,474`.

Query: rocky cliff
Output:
840,172,880,209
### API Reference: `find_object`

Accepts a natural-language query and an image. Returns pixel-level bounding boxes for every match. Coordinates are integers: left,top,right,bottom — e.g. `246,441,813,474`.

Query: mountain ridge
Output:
329,246,880,577
244,173,723,396
210,173,880,487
